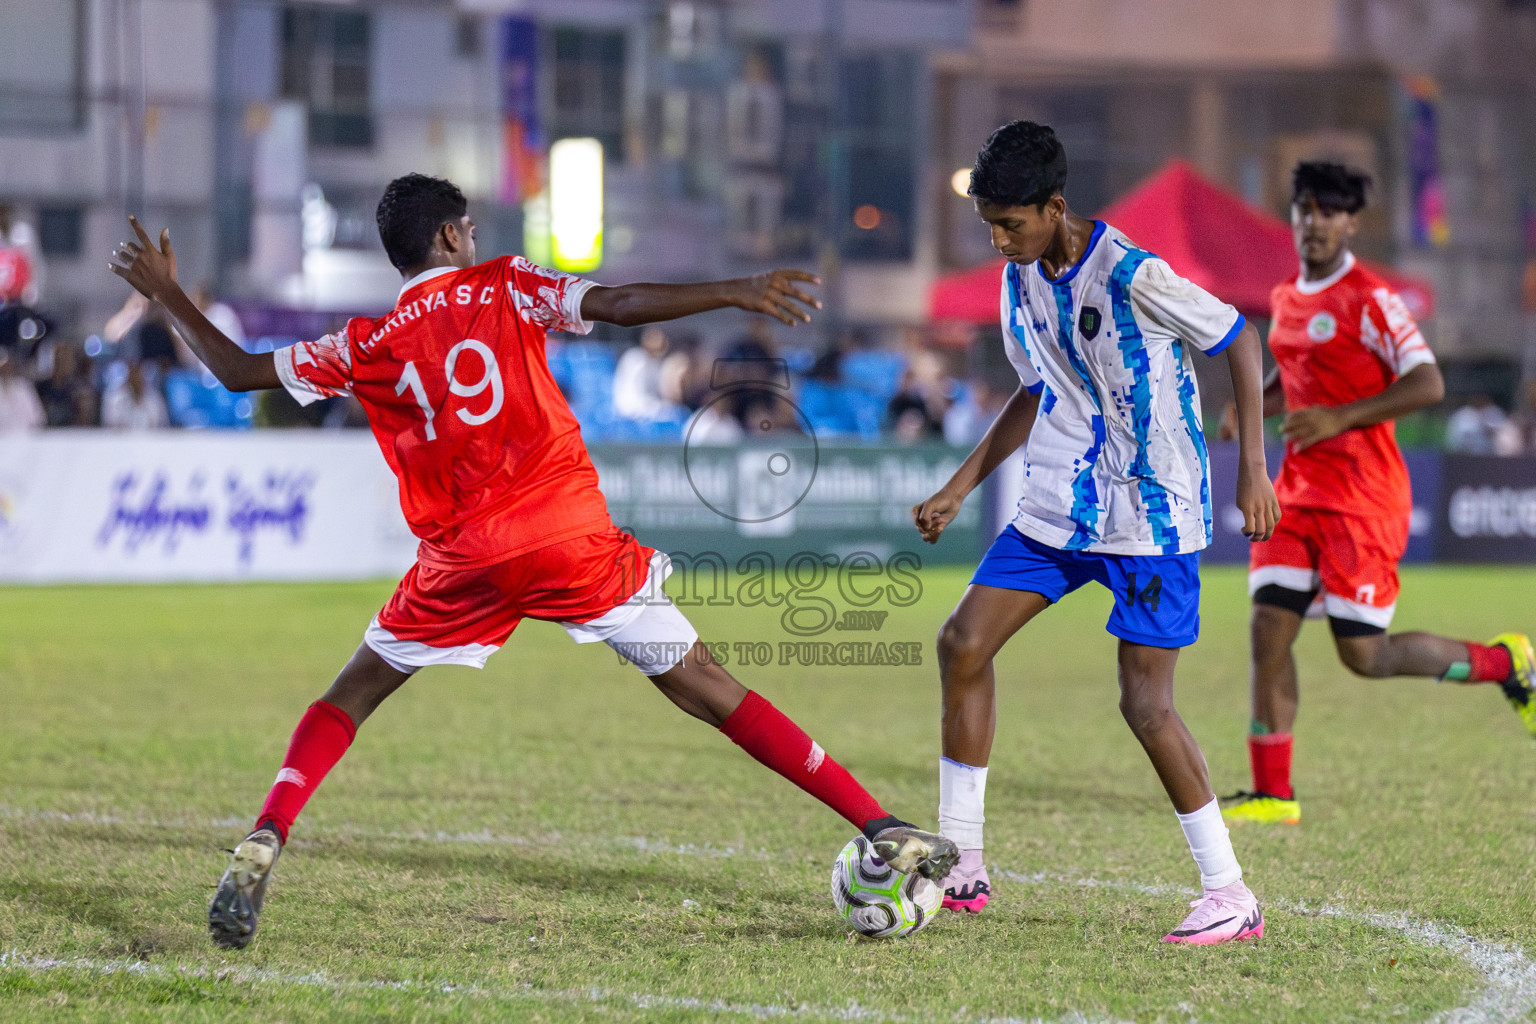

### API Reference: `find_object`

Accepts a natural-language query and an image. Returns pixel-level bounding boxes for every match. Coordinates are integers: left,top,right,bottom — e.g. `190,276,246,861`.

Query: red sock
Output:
1468,643,1513,683
719,691,887,830
255,700,357,842
1248,733,1294,800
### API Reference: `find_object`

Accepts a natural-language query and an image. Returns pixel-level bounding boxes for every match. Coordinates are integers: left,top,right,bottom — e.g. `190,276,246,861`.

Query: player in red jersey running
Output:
1219,162,1536,826
108,174,958,949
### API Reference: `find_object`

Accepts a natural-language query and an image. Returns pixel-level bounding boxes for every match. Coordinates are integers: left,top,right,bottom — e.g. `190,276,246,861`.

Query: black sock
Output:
861,814,907,841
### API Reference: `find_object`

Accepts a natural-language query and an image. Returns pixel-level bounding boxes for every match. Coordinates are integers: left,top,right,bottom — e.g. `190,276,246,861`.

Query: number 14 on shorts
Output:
1124,572,1163,612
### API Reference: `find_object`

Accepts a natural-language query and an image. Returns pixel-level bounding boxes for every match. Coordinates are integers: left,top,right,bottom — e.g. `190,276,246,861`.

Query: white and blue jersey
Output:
1000,221,1244,556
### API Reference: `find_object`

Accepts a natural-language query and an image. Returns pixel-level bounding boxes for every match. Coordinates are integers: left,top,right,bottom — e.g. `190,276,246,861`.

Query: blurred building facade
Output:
0,0,973,335
939,0,1536,373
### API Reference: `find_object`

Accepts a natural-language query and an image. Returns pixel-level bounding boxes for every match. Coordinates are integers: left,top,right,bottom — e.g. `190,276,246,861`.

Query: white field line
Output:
999,870,1536,1024
4,805,1534,1022
0,805,751,858
0,951,1133,1024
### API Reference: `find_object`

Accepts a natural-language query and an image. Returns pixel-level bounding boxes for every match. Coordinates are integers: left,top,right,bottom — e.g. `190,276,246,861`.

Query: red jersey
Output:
274,256,613,569
1267,253,1435,519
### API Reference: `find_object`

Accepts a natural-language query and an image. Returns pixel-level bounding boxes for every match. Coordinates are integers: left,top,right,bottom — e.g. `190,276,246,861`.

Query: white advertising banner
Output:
0,432,419,583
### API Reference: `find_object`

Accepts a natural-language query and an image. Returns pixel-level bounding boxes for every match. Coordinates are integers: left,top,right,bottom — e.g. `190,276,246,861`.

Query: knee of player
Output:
1333,629,1394,684
1250,603,1302,651
1334,632,1390,678
936,618,989,676
1117,688,1173,734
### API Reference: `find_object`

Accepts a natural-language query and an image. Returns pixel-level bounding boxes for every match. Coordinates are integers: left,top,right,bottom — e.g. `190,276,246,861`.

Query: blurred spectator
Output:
35,343,98,427
808,326,867,383
669,334,714,411
0,203,43,307
1515,380,1536,455
103,292,183,368
944,377,1010,447
885,348,952,443
0,349,44,431
711,322,798,435
613,326,685,421
101,361,169,430
1446,394,1522,456
191,281,247,351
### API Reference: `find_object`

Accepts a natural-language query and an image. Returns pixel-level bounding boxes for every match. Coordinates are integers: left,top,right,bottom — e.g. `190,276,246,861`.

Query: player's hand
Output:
1235,460,1280,542
1217,400,1238,441
733,270,821,326
108,216,178,301
912,487,965,545
1282,405,1348,450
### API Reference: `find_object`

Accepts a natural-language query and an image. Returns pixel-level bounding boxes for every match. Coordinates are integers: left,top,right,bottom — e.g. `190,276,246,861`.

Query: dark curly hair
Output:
1291,161,1371,215
967,121,1068,209
376,173,468,271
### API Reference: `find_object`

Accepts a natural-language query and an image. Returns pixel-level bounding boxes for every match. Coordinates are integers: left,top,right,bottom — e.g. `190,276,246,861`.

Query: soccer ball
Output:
830,835,941,938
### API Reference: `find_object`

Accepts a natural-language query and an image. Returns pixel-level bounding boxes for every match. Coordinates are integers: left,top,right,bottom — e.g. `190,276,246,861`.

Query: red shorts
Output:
1248,507,1409,628
365,526,666,670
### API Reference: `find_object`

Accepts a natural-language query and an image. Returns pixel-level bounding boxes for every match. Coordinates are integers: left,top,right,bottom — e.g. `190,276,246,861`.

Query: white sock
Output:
1176,797,1242,890
938,757,988,851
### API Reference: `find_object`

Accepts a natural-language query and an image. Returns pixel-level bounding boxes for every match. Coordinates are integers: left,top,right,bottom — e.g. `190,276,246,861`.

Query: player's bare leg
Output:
210,644,410,949
937,585,1052,765
1118,640,1263,944
1117,642,1212,814
645,641,958,880
317,643,413,725
1335,629,1498,679
931,585,1050,911
1333,627,1536,736
1250,604,1305,735
1223,603,1307,825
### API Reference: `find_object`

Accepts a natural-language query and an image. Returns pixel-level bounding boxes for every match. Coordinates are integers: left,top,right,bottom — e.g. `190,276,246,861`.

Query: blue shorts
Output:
971,525,1201,648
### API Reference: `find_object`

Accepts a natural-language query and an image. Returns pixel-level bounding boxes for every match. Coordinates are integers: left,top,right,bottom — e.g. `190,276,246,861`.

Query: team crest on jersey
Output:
1306,311,1337,343
1078,305,1102,340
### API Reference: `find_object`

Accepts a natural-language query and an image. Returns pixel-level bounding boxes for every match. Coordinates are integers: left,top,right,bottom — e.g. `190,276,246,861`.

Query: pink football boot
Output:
1161,880,1264,945
939,849,991,914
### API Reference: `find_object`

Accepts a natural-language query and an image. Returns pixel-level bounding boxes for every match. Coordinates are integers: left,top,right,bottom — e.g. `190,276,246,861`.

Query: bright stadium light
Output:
549,137,604,272
951,167,972,197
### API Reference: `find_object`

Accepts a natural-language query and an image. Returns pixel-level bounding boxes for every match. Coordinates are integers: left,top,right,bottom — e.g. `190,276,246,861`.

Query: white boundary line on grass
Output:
997,871,1536,1024
0,950,1133,1024
4,806,1534,1023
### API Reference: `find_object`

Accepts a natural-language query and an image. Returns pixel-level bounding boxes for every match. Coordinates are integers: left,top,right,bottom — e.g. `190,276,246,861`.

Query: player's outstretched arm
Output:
1282,362,1444,451
107,216,279,392
911,385,1041,544
580,270,820,328
1224,321,1280,542
1217,366,1285,441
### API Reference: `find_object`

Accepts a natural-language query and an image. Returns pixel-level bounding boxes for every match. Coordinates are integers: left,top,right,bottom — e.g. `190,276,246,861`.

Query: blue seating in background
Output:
164,368,254,429
551,341,905,443
797,379,885,442
841,350,907,401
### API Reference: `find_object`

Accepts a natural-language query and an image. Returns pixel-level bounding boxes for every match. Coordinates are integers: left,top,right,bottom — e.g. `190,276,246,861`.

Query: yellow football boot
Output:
1220,791,1300,826
1491,633,1536,738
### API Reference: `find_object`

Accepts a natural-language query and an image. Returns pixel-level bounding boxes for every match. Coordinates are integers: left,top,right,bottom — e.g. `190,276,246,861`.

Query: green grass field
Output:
3,566,1536,1023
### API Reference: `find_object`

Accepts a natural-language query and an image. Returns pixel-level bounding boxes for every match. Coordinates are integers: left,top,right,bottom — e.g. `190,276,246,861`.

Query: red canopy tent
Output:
928,159,1435,324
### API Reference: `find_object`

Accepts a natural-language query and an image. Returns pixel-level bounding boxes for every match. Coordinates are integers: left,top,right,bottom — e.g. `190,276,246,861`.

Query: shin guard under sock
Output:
255,700,357,842
719,690,887,831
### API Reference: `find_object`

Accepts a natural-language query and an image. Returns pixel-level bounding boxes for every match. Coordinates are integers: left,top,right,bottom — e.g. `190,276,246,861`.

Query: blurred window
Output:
282,5,373,150
0,0,85,133
841,52,919,261
455,15,482,60
38,206,83,259
549,27,627,162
